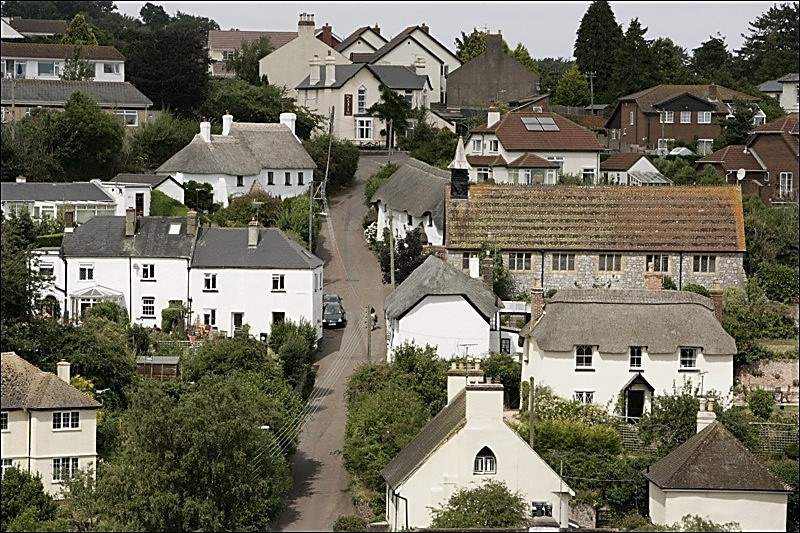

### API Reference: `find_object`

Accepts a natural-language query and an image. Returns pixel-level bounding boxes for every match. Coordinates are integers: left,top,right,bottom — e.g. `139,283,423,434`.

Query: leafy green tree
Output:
769,458,799,532
0,216,43,328
61,13,99,45
368,86,413,147
491,251,516,301
0,1,116,19
430,480,529,528
482,352,522,408
736,2,800,83
510,43,538,73
277,194,320,247
651,37,694,84
720,99,759,146
574,0,624,102
226,36,274,85
611,18,658,96
742,195,799,275
398,108,458,169
379,228,428,284
139,2,171,29
0,468,58,531
127,112,198,171
638,385,700,456
455,28,488,62
755,262,799,303
747,388,776,420
211,190,284,227
691,34,734,85
391,343,448,415
303,134,360,188
553,65,591,106
532,57,574,95
1,109,63,181
61,45,95,81
364,163,398,205
149,190,189,216
184,180,216,213
183,335,273,381
55,92,125,180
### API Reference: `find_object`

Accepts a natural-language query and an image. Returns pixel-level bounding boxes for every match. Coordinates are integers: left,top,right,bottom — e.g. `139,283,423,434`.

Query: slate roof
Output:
62,216,195,258
0,79,152,108
777,73,799,83
295,63,428,90
1,42,125,61
108,173,177,187
616,84,755,114
372,158,448,228
758,79,782,93
445,184,746,252
384,255,502,320
369,25,460,65
522,289,737,356
156,122,316,175
7,18,68,35
645,421,790,492
335,26,385,52
1,352,100,411
470,112,604,152
600,153,649,171
191,227,323,269
0,181,113,202
208,30,297,51
696,145,765,172
382,388,466,487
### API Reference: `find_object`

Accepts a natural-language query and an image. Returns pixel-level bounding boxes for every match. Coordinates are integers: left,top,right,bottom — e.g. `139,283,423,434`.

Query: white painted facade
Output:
258,15,350,98
189,265,324,341
520,339,734,414
386,295,495,361
96,181,151,216
0,56,125,82
385,383,572,530
649,484,788,532
778,78,799,113
338,27,386,57
601,156,663,185
375,200,443,246
173,168,312,207
153,178,185,204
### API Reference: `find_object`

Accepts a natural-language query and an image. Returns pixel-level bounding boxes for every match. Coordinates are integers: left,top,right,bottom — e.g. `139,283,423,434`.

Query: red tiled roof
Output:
1,42,124,61
471,112,604,152
508,153,558,168
753,113,799,134
446,184,746,252
696,145,765,172
567,114,607,130
208,30,298,51
600,153,649,171
618,84,755,114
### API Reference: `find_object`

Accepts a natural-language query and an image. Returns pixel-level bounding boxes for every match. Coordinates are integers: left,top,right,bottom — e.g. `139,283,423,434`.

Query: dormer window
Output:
473,446,496,475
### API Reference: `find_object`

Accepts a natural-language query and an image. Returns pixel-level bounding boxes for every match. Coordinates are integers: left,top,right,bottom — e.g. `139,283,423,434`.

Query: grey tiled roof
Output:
0,79,153,108
191,227,323,269
372,158,448,228
296,64,428,90
645,421,790,492
382,389,466,487
1,352,101,410
156,123,315,175
523,289,736,356
777,73,799,83
62,216,195,258
335,26,384,53
109,173,176,187
0,181,113,202
384,255,502,320
758,79,782,93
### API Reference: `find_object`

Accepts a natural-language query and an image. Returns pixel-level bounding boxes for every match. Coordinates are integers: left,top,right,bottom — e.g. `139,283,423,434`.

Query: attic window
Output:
474,447,496,475
168,224,181,235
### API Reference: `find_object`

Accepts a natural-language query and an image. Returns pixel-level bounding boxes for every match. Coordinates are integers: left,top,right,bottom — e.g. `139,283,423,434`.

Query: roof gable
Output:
1,352,100,410
600,153,649,171
369,26,460,66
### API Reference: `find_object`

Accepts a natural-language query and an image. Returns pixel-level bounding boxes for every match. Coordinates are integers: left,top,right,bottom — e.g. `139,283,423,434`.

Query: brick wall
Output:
751,134,800,196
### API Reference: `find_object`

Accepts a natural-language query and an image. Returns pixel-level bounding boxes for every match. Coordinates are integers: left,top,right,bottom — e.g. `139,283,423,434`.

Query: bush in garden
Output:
332,515,367,532
662,276,678,290
364,163,398,205
747,388,775,420
682,283,710,297
430,480,529,529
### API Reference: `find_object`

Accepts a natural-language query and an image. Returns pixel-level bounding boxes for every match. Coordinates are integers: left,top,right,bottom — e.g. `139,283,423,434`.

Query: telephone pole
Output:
362,306,372,363
308,106,335,251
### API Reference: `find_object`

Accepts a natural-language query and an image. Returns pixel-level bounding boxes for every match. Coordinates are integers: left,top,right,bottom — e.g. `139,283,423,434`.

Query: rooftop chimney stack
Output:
707,83,718,102
448,136,470,200
697,397,717,433
465,382,504,424
709,279,724,323
324,52,336,86
530,284,545,322
447,360,484,403
644,265,663,291
320,23,334,46
487,107,500,127
15,176,26,183
199,119,211,143
298,12,315,38
279,112,297,137
221,113,233,136
248,219,259,248
57,360,71,383
186,210,198,236
309,54,321,85
420,23,429,34
125,207,136,236
485,32,503,54
480,252,494,289
373,23,380,35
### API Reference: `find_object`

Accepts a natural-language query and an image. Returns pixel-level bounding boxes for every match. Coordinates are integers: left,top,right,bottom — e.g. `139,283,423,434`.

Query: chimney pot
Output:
373,23,380,35
279,112,297,137
420,23,429,34
125,207,136,236
56,360,71,383
696,397,717,433
248,219,259,247
15,176,26,183
222,113,233,136
199,120,211,143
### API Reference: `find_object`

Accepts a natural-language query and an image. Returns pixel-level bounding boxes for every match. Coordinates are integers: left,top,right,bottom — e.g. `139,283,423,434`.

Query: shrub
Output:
127,112,197,171
662,276,678,290
303,134,359,189
150,190,189,216
639,385,699,455
769,459,799,533
332,515,367,532
482,352,522,408
0,468,58,531
35,233,64,248
747,388,775,420
755,262,800,303
524,385,616,426
430,480,529,529
160,302,186,335
364,163,398,205
519,419,623,455
391,343,448,415
715,405,759,450
127,323,150,357
85,300,128,324
682,283,710,297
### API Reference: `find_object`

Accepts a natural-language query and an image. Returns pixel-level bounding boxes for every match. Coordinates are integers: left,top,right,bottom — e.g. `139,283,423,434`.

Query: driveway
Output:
275,153,407,531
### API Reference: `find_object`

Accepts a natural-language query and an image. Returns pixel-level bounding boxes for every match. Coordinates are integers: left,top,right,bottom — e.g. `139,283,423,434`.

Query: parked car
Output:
323,301,346,328
323,293,343,307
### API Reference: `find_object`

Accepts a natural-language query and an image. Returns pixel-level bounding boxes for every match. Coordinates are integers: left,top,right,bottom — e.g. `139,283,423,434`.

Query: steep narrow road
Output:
275,154,405,531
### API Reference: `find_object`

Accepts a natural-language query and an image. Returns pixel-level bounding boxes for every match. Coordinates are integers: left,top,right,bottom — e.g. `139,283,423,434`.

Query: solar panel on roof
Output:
538,117,560,131
521,116,559,132
521,117,543,131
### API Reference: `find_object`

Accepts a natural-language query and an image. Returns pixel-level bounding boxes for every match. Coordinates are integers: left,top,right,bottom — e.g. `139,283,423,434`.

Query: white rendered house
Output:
776,73,799,114
108,173,185,205
381,363,573,531
335,25,387,60
645,400,790,531
156,113,316,207
599,153,672,186
1,354,99,497
1,42,125,82
384,255,502,360
519,289,736,419
372,158,447,246
189,223,324,341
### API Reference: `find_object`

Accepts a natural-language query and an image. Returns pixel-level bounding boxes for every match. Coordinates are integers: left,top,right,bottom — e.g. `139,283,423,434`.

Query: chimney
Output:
186,210,198,236
448,136,470,199
530,284,545,322
248,218,259,248
125,207,136,236
413,56,426,76
222,112,233,136
320,23,334,46
707,83,718,102
447,360,484,403
373,23,380,35
298,12,315,38
480,252,494,289
15,176,26,183
324,52,336,86
279,112,297,136
465,382,504,425
487,107,500,127
696,397,717,433
420,23,429,34
309,54,321,85
63,206,76,228
56,360,71,383
485,32,503,54
644,265,663,291
709,279,724,323
199,119,211,143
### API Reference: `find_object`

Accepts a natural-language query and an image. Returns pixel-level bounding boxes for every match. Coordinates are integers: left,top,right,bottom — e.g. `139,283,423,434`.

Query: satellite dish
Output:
736,168,746,181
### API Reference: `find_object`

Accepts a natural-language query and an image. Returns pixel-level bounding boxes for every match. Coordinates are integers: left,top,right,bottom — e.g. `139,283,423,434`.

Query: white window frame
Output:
697,139,714,156
356,118,373,141
271,274,285,292
692,254,717,273
646,254,669,273
552,253,575,271
142,296,155,318
141,264,155,280
114,109,138,127
575,345,593,369
357,86,367,114
574,391,594,404
37,61,57,77
103,62,120,75
629,346,644,369
697,111,712,124
680,111,691,124
38,263,55,278
488,139,499,153
473,452,496,475
679,347,698,369
598,253,622,272
582,167,596,184
78,264,94,281
462,252,477,270
52,457,79,483
203,273,217,291
476,167,492,182
52,411,80,431
203,308,216,326
657,138,674,152
779,172,794,196
1,458,12,479
660,110,674,124
472,139,482,153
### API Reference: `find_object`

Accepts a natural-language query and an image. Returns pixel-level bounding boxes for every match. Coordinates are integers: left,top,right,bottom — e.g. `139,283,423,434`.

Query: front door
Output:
135,193,145,216
627,390,645,421
232,312,244,334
